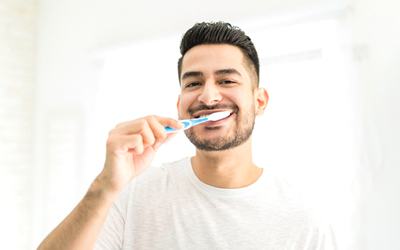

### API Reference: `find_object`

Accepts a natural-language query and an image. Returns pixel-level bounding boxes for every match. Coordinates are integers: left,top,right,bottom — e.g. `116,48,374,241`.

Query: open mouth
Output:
200,111,237,129
193,110,236,119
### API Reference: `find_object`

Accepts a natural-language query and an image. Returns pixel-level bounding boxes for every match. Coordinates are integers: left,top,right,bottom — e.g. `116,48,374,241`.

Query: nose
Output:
197,81,222,106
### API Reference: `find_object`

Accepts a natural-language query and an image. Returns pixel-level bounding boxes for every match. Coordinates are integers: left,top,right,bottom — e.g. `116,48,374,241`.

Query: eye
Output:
184,82,201,88
219,79,236,85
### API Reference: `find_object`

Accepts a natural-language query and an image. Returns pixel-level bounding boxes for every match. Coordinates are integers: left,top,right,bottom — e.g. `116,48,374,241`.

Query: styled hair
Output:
177,21,260,86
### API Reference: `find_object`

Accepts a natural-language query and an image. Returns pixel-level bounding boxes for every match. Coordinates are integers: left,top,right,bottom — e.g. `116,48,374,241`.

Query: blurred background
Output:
0,0,399,249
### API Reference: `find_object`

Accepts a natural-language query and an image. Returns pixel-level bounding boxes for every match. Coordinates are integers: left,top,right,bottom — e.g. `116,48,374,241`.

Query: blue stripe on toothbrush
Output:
164,116,209,133
189,116,208,125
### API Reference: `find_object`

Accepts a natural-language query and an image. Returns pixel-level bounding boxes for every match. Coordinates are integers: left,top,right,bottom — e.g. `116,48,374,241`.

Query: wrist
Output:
87,175,121,203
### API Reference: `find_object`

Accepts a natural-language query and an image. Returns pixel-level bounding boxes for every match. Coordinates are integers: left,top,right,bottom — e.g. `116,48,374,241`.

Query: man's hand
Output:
37,115,182,250
97,115,182,196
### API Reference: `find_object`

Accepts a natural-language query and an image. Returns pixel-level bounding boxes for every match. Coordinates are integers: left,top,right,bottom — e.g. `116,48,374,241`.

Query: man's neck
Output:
191,138,263,189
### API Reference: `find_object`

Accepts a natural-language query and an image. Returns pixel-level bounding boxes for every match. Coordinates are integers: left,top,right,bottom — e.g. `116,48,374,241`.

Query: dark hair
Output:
177,21,260,86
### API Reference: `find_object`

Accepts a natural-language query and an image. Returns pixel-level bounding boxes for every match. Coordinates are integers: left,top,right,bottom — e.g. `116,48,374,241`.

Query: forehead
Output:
181,44,249,79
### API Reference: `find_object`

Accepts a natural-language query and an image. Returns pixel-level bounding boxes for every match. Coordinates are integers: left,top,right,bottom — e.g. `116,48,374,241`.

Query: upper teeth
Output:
195,113,214,118
194,111,233,119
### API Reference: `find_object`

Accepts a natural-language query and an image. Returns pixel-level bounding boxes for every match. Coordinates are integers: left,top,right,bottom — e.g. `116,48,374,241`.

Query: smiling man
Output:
38,22,336,250
180,45,258,152
177,40,266,189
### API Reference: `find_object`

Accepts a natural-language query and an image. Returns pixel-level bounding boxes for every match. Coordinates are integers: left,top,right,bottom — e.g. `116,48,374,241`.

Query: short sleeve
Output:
94,180,135,250
94,202,125,250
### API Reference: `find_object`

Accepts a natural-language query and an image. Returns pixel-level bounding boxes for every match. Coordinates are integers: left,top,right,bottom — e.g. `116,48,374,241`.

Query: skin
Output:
178,44,269,188
37,43,268,249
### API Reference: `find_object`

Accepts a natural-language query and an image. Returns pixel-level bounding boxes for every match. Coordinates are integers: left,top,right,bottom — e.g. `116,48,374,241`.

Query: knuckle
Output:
131,120,146,134
106,136,116,149
137,119,147,129
147,115,157,122
145,115,154,120
152,114,159,119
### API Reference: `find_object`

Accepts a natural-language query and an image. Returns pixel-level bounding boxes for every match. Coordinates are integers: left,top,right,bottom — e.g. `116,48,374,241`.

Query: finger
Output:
107,134,144,154
146,116,168,144
150,127,181,151
139,121,156,147
155,116,183,130
109,118,152,138
110,116,181,136
109,119,143,136
114,119,137,129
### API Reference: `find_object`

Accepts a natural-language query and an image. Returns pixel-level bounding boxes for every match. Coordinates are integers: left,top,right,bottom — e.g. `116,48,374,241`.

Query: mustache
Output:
188,104,238,116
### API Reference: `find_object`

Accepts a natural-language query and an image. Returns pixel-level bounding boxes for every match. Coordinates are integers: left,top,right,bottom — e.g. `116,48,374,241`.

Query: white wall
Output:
0,0,37,249
349,0,400,249
28,0,400,249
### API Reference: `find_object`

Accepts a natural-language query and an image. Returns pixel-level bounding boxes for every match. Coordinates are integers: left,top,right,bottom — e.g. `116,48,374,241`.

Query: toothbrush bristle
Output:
208,111,231,121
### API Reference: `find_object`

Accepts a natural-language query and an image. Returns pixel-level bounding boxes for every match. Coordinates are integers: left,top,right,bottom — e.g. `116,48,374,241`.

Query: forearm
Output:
37,178,118,250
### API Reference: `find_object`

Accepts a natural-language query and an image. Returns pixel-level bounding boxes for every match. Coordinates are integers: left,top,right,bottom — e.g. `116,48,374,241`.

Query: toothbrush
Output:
164,111,231,134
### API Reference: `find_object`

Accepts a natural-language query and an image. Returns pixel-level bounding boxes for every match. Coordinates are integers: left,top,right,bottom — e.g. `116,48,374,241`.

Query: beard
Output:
184,106,255,151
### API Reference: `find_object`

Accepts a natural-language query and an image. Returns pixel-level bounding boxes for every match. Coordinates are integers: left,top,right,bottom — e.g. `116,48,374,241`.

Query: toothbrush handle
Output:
164,120,192,134
164,126,177,133
164,117,210,134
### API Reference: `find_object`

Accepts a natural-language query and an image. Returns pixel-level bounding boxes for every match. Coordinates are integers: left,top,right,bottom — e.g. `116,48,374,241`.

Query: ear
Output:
255,88,269,116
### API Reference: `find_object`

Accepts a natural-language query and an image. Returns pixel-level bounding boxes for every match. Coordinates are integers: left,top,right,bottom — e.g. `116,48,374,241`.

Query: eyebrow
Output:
181,68,242,81
181,71,203,81
215,68,242,77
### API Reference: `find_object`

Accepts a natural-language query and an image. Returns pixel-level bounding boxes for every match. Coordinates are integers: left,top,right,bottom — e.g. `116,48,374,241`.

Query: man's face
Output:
177,44,265,151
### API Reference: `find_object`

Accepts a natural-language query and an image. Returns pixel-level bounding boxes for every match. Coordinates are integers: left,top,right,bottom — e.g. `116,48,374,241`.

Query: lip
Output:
192,109,234,119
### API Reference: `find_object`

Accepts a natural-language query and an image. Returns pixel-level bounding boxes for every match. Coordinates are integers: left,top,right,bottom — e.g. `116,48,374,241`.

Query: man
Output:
38,22,335,249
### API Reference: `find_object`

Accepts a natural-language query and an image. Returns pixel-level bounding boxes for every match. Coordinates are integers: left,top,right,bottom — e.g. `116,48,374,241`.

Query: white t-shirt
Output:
95,157,336,250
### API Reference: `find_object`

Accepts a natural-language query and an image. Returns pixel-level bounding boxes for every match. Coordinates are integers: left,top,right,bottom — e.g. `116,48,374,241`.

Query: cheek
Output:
235,94,256,113
178,93,196,115
228,91,249,108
